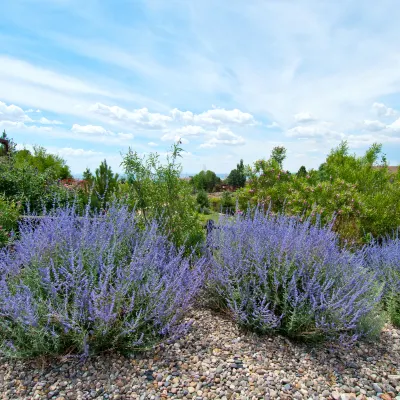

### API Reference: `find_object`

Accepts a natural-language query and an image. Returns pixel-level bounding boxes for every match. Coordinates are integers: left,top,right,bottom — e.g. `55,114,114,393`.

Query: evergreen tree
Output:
227,159,246,188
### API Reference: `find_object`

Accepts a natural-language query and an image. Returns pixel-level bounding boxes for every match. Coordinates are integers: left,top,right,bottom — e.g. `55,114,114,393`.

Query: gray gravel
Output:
1,309,399,400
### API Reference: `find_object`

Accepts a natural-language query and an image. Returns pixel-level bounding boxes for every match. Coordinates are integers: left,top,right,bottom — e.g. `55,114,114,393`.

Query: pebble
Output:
0,309,399,399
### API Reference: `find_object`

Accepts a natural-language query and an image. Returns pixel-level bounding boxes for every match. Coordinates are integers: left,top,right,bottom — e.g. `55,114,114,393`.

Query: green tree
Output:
271,146,287,169
227,159,246,188
297,165,307,178
0,130,16,156
192,170,221,192
196,189,210,209
82,161,119,209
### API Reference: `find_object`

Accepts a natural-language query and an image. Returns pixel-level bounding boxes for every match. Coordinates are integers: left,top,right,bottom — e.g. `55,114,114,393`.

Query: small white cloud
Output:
161,132,190,144
171,107,256,126
200,126,245,148
0,101,32,122
287,125,342,139
363,120,386,131
38,117,63,125
267,121,279,128
148,142,158,147
26,109,41,113
54,147,103,157
71,124,134,142
372,102,397,117
175,125,206,137
387,117,400,133
294,112,317,123
0,120,52,132
89,103,172,128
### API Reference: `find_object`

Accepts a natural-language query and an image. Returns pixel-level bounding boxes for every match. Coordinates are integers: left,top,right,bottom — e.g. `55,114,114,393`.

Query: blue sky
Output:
1,0,400,175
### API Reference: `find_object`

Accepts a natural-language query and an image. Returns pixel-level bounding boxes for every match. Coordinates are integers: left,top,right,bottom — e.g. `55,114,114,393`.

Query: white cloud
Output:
90,103,257,130
171,107,255,126
286,125,342,140
161,132,190,144
53,147,103,157
267,121,279,128
175,125,206,137
25,109,41,113
0,120,52,132
89,103,172,129
148,142,158,147
0,101,32,122
387,117,400,133
372,102,397,117
200,127,245,148
363,119,386,131
71,124,134,142
38,117,63,125
294,112,317,123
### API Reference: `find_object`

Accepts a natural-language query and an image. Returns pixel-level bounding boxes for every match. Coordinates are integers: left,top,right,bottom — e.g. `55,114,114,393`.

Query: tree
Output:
297,165,307,178
196,189,209,209
227,159,246,188
0,130,16,156
271,146,287,169
192,170,221,192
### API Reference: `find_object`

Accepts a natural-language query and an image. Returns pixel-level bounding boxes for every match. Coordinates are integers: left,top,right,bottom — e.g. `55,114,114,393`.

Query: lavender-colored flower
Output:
363,234,400,326
0,203,205,357
206,208,383,343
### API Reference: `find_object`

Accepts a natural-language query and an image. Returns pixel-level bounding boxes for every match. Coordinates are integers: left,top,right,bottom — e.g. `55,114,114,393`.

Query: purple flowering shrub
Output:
206,209,383,342
363,235,400,327
0,203,205,357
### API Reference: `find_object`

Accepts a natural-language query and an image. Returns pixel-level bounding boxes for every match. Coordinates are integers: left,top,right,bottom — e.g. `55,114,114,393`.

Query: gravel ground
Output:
1,309,399,400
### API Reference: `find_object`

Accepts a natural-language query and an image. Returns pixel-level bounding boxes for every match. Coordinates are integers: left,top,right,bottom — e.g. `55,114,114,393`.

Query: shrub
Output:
363,235,400,326
121,142,203,250
206,208,383,343
221,192,235,214
209,197,221,212
196,190,210,209
0,203,205,358
0,195,20,247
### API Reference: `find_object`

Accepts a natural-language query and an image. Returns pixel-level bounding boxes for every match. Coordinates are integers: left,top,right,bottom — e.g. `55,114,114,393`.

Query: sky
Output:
1,0,400,175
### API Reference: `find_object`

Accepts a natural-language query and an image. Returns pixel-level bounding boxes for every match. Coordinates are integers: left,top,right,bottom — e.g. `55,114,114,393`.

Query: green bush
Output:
0,195,20,247
196,190,210,209
209,197,221,212
121,142,204,249
237,142,400,242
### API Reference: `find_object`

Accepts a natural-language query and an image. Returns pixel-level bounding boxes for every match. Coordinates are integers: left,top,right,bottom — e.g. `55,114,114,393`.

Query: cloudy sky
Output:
1,0,400,175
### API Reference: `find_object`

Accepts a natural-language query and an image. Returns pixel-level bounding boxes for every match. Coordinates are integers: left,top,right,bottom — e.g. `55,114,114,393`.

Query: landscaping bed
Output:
1,309,399,400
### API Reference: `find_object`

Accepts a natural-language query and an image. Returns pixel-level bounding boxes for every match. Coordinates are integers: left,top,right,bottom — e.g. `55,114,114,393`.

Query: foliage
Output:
0,203,206,357
364,235,400,326
196,189,210,210
0,195,20,247
237,142,400,242
221,192,235,214
0,130,16,156
192,170,221,192
121,143,203,249
13,146,71,180
270,146,287,169
227,159,246,188
82,160,119,210
297,166,307,178
209,197,221,212
206,208,384,342
0,155,71,214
